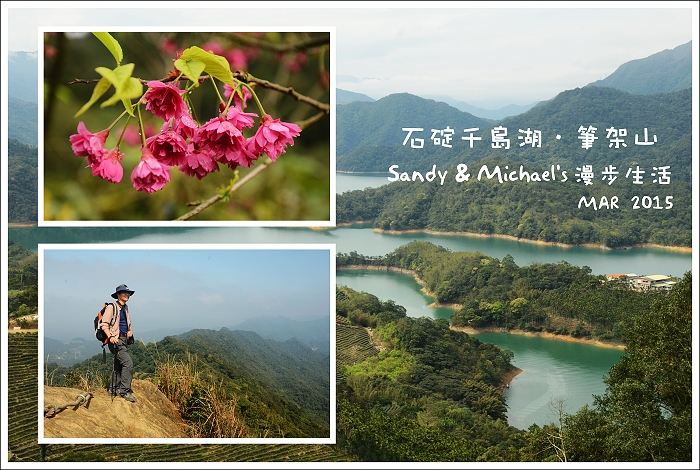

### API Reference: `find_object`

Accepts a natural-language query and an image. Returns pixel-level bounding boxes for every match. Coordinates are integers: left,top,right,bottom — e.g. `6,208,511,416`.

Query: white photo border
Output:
37,242,336,444
38,26,336,227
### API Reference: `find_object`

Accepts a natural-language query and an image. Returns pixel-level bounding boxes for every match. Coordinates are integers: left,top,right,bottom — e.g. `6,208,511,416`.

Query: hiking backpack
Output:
94,302,119,344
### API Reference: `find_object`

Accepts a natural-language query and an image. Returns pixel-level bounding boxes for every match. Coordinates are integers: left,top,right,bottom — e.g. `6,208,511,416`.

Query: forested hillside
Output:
334,273,691,461
556,271,692,461
7,139,38,224
587,41,691,95
7,241,38,324
337,87,692,179
46,328,330,438
337,88,375,105
337,92,489,158
7,253,691,461
335,286,525,461
8,97,38,145
337,161,692,248
9,333,348,463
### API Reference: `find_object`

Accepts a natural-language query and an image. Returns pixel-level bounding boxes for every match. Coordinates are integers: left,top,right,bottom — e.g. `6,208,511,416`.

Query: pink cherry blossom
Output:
179,144,219,180
172,113,199,139
193,115,255,168
144,81,189,121
131,147,171,193
225,106,257,130
91,147,124,183
224,83,253,110
246,114,301,161
146,130,188,167
69,122,110,166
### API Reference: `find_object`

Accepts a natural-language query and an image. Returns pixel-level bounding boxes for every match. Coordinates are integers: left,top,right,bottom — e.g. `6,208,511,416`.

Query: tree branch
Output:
232,71,330,113
226,33,330,53
69,72,330,114
69,62,330,222
176,158,273,221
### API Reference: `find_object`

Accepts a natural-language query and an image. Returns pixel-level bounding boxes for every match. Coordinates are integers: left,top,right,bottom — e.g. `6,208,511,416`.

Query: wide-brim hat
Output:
111,284,135,299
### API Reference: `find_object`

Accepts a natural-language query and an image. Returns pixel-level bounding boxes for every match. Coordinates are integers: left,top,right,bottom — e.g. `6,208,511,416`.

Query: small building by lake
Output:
606,273,677,291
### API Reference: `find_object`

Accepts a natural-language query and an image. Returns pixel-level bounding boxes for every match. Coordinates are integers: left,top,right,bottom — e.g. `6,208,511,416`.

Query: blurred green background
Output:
43,31,331,222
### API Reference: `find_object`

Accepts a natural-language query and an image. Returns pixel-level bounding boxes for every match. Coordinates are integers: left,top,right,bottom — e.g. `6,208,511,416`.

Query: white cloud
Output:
4,5,695,111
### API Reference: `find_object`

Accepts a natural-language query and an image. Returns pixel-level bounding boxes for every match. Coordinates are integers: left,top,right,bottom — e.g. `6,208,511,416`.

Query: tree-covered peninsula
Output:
335,270,691,461
338,241,667,343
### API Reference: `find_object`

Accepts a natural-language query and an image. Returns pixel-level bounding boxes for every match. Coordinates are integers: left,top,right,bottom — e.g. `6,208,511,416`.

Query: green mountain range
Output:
587,41,691,95
337,163,691,248
7,139,38,224
337,86,691,178
337,92,489,159
336,83,692,249
337,88,375,105
8,97,38,146
232,315,331,355
47,326,331,438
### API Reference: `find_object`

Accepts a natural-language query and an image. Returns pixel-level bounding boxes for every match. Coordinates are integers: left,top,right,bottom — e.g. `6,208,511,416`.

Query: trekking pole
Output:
110,350,117,400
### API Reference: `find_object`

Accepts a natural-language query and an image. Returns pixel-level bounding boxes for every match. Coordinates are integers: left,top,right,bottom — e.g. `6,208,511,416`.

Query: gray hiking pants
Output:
108,338,133,396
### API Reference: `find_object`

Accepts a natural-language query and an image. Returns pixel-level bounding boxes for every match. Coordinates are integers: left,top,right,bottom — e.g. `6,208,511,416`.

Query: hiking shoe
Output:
120,392,136,403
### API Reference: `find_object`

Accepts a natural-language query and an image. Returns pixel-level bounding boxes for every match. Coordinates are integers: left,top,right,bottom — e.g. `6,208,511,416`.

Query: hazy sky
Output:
41,245,332,341
2,2,694,109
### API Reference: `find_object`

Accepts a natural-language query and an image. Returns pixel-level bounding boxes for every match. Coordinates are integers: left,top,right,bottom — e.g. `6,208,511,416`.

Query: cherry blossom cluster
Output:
70,79,301,193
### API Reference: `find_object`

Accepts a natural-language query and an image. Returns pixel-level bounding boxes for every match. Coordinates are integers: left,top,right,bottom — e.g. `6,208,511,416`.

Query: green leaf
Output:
73,77,111,118
118,78,142,116
174,58,206,87
95,63,134,89
218,172,240,201
93,32,123,65
95,64,142,108
121,98,135,117
179,46,234,86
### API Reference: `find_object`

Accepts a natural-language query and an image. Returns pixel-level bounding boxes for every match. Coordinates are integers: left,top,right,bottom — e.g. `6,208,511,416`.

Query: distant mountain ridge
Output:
231,315,330,355
8,51,39,103
337,86,692,178
587,41,691,95
423,95,538,121
337,88,375,105
336,41,691,121
337,92,490,158
44,337,103,367
44,314,326,367
46,326,330,437
8,97,38,146
170,327,331,428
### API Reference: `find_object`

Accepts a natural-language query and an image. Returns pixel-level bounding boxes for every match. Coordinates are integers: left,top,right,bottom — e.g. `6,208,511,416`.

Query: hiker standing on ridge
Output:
101,284,136,402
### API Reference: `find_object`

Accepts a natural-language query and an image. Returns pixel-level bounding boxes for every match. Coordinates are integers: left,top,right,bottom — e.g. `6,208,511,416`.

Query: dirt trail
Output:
42,379,188,438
